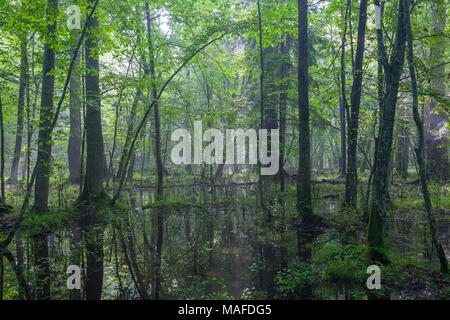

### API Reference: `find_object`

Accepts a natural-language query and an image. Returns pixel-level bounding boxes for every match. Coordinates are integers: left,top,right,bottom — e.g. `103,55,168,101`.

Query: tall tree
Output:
339,0,351,178
145,1,164,300
0,83,5,207
426,0,447,180
33,0,58,300
80,0,105,300
395,104,409,179
279,34,290,192
404,0,448,274
116,41,144,182
345,0,368,207
297,0,313,225
364,0,407,263
10,33,28,183
68,20,82,185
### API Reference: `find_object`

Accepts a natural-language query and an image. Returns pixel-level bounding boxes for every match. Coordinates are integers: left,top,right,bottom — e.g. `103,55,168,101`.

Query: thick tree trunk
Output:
33,0,58,300
345,0,367,207
81,0,105,300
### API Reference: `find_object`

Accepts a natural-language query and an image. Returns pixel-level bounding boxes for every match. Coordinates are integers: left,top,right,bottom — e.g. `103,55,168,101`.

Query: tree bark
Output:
365,0,407,263
279,35,290,193
116,69,143,181
33,0,58,300
297,0,313,223
10,36,28,183
395,105,409,179
404,0,448,274
68,25,82,185
81,0,105,300
145,1,164,300
426,1,447,181
339,0,351,178
345,0,368,207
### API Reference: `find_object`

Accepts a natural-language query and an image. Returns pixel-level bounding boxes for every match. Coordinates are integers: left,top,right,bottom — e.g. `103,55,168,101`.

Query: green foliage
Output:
275,258,321,299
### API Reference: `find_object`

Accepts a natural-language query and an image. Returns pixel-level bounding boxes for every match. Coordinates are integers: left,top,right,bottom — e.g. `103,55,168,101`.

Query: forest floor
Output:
1,171,449,300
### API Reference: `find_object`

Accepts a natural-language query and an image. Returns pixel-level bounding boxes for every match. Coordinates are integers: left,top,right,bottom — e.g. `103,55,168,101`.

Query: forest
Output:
0,0,448,301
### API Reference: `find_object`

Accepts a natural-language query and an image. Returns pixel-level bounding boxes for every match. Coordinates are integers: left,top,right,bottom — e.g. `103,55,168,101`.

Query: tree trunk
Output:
68,25,82,185
345,0,368,208
395,105,409,179
404,0,448,274
33,0,58,300
279,34,290,192
116,70,143,181
126,149,136,184
339,0,351,178
10,36,28,183
297,0,313,224
426,1,448,181
145,1,164,300
81,0,105,300
279,34,290,270
365,0,407,263
0,83,5,206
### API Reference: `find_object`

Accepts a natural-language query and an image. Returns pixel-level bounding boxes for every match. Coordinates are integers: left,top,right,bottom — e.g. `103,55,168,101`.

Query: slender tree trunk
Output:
395,105,409,179
116,70,143,181
279,34,290,270
365,0,407,263
145,1,164,300
339,0,350,178
68,25,82,185
297,0,313,224
340,96,347,177
10,36,28,183
33,0,58,300
279,34,290,193
345,0,368,207
404,0,448,274
109,50,135,183
126,149,136,184
426,1,447,180
0,84,5,206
